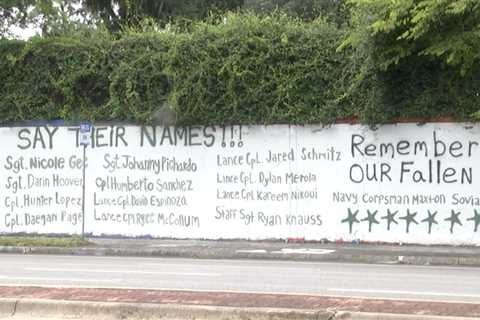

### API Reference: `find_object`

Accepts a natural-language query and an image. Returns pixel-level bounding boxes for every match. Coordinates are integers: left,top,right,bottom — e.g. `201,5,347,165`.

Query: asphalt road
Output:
0,254,479,303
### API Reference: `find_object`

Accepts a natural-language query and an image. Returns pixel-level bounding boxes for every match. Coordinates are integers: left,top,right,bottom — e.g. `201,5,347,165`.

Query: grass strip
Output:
0,236,91,247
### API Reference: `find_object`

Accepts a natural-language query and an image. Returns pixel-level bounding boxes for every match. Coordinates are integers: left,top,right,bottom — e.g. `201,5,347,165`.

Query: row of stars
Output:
341,209,480,234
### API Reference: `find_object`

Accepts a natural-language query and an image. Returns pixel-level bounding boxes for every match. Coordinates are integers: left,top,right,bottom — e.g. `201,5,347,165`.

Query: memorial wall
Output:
1,123,479,245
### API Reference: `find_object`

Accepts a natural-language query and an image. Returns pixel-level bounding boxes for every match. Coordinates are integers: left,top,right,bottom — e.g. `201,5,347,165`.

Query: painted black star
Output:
381,209,398,231
445,210,462,234
467,210,480,232
421,210,438,234
399,209,418,233
361,210,380,232
342,208,360,234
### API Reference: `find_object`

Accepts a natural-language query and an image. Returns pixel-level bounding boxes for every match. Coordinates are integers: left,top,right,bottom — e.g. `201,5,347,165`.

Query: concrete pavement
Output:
0,254,480,319
1,254,480,303
1,239,479,319
1,238,480,266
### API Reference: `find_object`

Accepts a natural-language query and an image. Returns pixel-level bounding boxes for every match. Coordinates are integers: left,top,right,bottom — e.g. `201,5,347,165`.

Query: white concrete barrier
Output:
1,123,480,245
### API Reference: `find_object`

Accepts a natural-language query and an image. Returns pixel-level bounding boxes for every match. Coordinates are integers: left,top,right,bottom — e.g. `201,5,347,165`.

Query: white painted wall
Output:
1,123,480,245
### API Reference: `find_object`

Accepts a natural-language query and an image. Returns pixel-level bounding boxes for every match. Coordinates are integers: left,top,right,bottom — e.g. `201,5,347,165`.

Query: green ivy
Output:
167,13,350,125
0,12,479,126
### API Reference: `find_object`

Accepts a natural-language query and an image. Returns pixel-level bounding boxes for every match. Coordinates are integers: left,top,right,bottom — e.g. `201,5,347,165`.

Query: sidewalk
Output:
0,286,479,319
1,238,480,266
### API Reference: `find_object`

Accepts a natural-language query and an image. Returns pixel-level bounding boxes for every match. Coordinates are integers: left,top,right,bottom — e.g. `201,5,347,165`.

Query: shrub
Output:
167,13,349,125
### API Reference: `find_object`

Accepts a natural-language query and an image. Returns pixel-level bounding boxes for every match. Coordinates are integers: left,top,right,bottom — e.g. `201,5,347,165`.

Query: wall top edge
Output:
0,117,476,128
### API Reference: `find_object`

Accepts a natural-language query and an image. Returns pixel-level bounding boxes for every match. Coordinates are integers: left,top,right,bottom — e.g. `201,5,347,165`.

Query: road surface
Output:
0,254,479,303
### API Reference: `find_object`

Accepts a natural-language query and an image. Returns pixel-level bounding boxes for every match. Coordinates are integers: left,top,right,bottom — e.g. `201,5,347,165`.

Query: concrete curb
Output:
1,245,480,267
0,299,333,320
349,313,476,320
0,298,476,320
0,298,16,316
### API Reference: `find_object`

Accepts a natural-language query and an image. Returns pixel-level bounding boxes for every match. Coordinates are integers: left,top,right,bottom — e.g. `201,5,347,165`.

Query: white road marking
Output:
24,267,221,277
235,250,268,254
148,244,180,247
328,288,480,299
